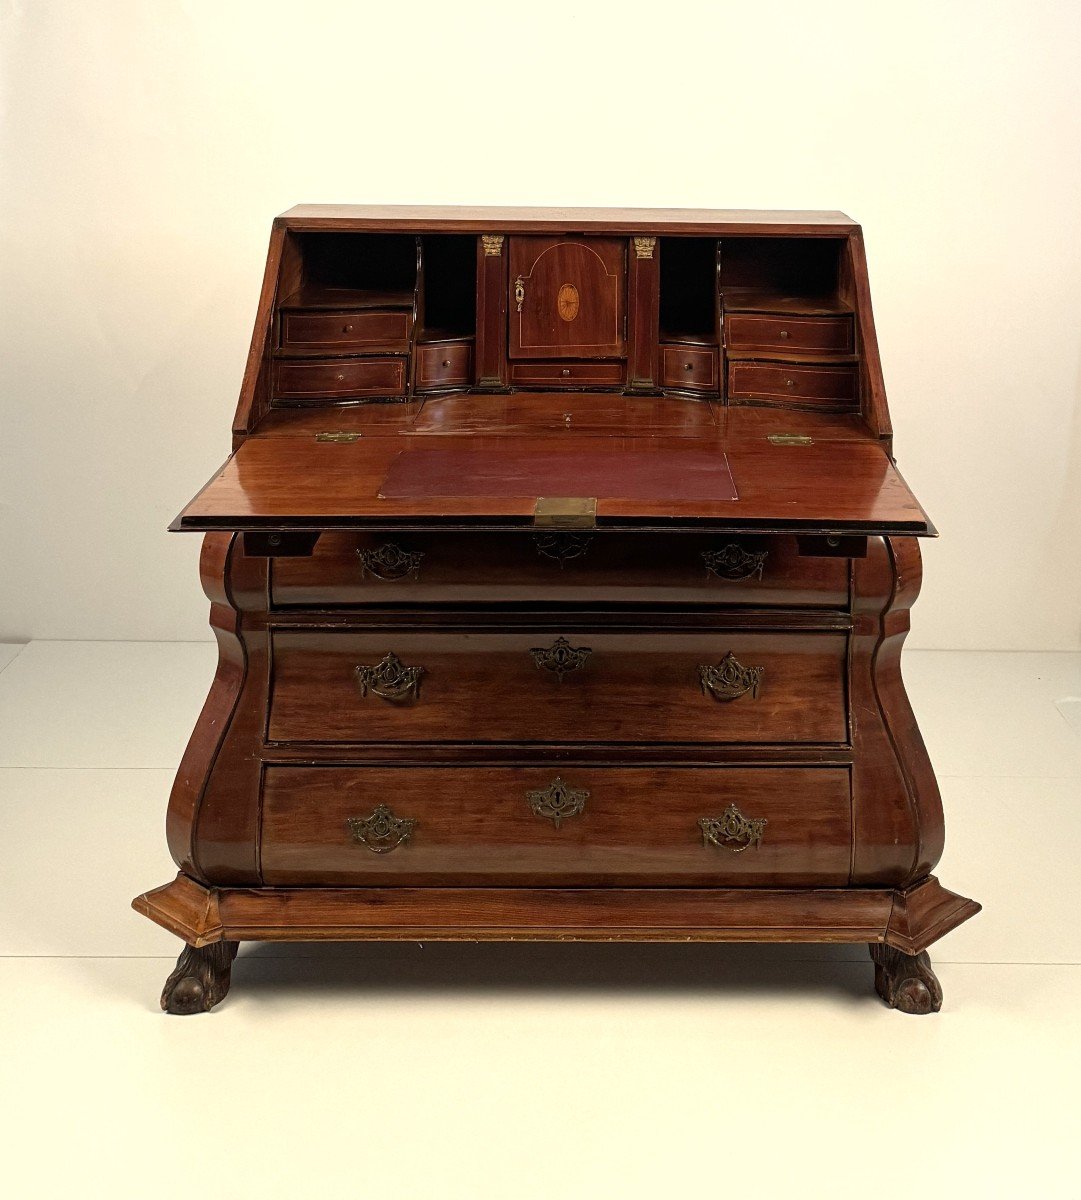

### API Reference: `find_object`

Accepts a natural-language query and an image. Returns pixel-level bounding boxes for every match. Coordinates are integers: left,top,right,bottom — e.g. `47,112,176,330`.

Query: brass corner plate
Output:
533,497,597,530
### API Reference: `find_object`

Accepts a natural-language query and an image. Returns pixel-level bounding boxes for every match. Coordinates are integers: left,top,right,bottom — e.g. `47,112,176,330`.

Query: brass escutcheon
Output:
526,777,589,829
530,637,591,682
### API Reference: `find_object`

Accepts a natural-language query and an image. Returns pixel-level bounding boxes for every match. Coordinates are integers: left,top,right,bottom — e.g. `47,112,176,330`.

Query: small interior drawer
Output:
280,309,412,353
273,357,406,401
508,360,625,388
661,345,718,392
728,361,858,408
416,341,472,390
725,313,853,355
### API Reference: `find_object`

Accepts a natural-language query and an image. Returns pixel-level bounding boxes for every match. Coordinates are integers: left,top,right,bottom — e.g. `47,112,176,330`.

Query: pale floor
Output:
0,640,1079,1199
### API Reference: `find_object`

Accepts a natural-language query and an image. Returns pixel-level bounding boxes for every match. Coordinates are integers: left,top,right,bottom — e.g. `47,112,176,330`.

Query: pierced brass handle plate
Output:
699,804,766,853
702,544,767,582
530,637,591,681
698,652,763,701
527,777,589,828
356,542,424,581
346,804,416,853
355,652,425,703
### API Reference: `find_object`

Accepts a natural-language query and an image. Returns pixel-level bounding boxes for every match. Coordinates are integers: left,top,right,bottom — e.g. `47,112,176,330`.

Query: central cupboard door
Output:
508,237,626,359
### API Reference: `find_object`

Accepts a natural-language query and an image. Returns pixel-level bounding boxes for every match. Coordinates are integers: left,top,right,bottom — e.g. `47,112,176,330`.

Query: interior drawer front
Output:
508,360,625,388
661,345,718,392
270,533,849,608
280,310,412,353
416,342,472,390
725,314,853,354
267,630,848,745
728,362,858,408
260,765,853,886
273,357,406,400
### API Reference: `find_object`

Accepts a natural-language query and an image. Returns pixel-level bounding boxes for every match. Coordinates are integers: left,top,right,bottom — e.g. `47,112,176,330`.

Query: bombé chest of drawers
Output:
133,206,979,1015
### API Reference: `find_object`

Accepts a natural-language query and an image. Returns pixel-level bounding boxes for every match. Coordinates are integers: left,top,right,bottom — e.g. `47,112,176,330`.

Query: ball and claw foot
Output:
161,940,240,1014
869,943,943,1014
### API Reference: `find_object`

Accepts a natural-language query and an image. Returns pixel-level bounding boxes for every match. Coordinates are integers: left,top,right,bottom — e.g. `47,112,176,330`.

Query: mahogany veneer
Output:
134,205,978,1015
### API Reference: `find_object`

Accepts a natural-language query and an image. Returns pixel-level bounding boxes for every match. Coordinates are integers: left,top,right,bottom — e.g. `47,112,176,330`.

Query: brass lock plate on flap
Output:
533,497,597,530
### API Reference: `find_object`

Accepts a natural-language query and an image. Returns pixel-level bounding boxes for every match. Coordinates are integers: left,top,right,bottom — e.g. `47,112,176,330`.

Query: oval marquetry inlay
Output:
556,283,580,322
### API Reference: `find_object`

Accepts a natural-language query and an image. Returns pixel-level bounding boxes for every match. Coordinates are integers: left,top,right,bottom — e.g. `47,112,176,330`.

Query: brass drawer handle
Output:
534,532,593,564
346,804,416,853
698,652,763,701
530,636,591,681
355,653,425,703
357,542,424,581
527,777,589,828
702,544,767,581
699,804,766,853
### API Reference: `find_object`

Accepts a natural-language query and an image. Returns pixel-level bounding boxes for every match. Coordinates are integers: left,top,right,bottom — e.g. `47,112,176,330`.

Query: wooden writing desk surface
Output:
175,395,931,534
135,206,976,1017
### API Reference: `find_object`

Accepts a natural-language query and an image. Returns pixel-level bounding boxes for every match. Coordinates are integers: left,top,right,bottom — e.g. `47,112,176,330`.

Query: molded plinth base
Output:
134,873,979,1014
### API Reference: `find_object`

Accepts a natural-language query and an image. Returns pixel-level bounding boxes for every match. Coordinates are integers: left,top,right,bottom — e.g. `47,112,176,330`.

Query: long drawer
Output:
270,533,850,608
267,629,848,745
260,765,853,886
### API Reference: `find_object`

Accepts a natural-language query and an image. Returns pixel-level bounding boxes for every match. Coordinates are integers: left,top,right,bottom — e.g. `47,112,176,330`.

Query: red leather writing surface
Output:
378,446,738,502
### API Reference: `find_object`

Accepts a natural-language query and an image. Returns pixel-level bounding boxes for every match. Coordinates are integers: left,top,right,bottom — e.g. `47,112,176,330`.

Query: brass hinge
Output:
767,433,814,446
315,431,362,443
534,497,597,530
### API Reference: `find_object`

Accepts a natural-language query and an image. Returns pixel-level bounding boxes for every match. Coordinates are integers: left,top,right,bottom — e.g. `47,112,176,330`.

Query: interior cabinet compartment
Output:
659,237,719,342
508,237,626,360
418,236,477,340
720,237,848,314
278,232,418,310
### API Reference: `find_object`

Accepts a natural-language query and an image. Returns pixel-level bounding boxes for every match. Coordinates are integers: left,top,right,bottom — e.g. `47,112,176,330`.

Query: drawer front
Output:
661,345,718,393
274,357,406,400
725,314,853,355
416,342,472,390
728,362,858,408
268,630,848,745
508,360,625,388
280,309,412,353
260,765,853,886
270,533,850,608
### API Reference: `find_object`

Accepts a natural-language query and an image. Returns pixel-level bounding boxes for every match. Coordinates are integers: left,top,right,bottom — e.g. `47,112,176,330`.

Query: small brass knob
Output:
779,329,789,339
442,359,451,368
337,373,345,381
561,368,570,377
685,362,694,371
785,378,795,388
343,324,353,333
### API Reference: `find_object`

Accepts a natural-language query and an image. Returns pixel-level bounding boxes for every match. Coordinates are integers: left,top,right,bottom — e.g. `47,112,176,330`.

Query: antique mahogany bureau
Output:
133,205,980,1015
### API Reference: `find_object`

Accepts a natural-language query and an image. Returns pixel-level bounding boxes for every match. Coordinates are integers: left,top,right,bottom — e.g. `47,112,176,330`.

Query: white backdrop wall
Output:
2,0,1080,648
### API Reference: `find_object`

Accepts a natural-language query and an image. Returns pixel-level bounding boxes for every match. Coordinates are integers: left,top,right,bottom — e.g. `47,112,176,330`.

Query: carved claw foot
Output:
161,940,239,1014
869,943,943,1015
